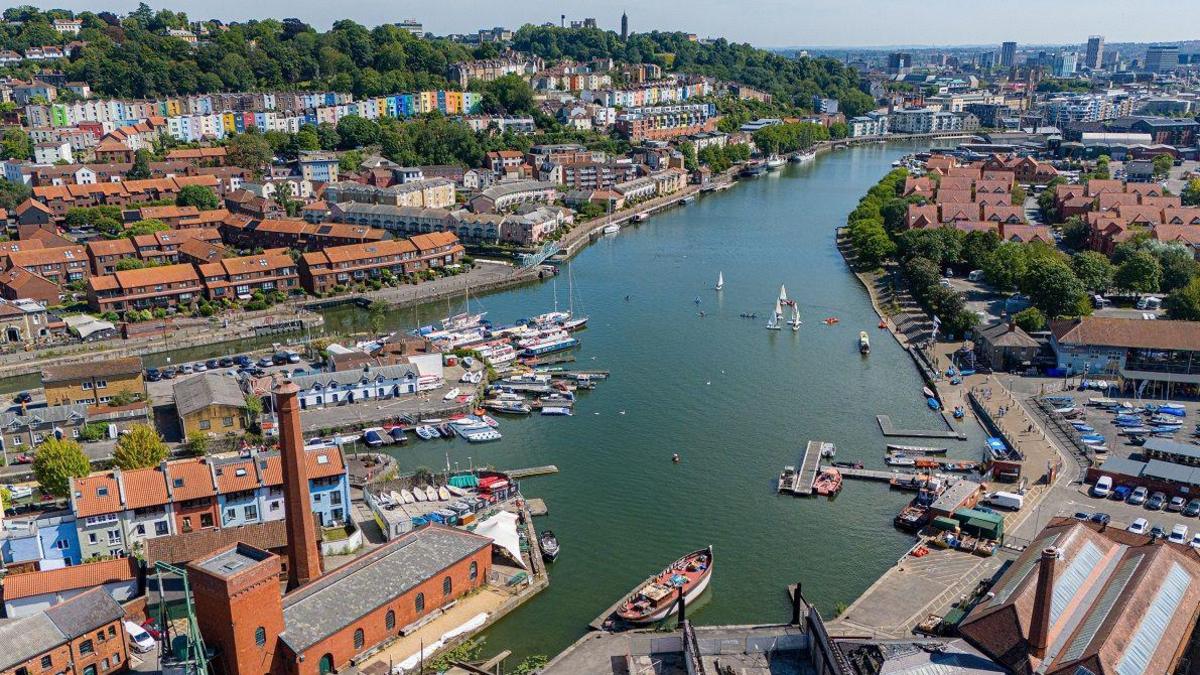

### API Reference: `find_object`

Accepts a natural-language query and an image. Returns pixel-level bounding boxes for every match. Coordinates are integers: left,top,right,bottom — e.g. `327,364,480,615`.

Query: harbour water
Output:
322,140,985,659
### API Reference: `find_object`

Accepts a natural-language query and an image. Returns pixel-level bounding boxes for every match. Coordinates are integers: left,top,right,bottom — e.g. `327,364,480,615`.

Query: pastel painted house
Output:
0,509,81,571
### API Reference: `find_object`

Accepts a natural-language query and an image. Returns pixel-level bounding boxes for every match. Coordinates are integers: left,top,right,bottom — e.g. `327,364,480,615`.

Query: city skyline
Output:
18,0,1200,48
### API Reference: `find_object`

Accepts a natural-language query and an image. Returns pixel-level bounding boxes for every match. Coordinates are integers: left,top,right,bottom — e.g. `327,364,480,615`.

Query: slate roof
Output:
173,373,247,418
279,526,490,653
0,585,127,669
289,363,418,390
42,356,143,384
43,587,125,638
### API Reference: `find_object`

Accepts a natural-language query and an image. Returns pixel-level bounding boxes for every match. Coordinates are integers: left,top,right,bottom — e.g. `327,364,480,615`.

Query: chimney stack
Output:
1028,547,1058,659
275,380,322,591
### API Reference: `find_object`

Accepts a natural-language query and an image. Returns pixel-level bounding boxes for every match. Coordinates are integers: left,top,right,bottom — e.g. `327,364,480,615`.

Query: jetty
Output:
780,441,831,495
838,466,910,483
876,414,967,440
526,498,548,516
506,465,559,479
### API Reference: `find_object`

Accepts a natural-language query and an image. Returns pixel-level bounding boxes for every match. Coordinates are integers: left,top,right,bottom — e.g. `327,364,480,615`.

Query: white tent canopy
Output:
473,510,526,569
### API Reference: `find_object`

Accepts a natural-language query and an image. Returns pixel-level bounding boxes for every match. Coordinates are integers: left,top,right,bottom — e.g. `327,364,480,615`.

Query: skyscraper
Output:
620,11,628,41
1145,45,1180,73
1053,51,1078,78
1085,35,1104,70
1000,41,1017,68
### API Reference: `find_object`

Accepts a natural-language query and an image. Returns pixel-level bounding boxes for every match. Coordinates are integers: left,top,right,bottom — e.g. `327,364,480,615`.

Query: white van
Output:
968,269,985,282
1136,296,1162,310
124,620,156,654
1091,476,1113,498
986,491,1025,511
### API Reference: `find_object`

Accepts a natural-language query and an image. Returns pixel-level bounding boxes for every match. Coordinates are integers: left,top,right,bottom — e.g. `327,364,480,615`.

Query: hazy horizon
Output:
19,0,1200,48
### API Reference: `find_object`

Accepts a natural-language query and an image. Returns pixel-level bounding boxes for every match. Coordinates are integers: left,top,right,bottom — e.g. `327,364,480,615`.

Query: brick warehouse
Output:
189,381,494,675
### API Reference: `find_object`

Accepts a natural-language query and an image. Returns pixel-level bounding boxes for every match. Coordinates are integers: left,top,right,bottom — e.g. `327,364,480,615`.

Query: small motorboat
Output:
541,406,573,416
886,454,917,467
859,331,871,354
953,406,965,419
927,397,941,411
823,317,839,325
415,425,437,440
615,547,713,625
922,386,937,399
1071,423,1096,432
778,465,796,492
443,387,462,401
388,427,408,443
399,488,415,504
362,428,386,447
672,453,681,463
950,376,962,385
438,486,452,501
413,487,427,502
541,530,560,562
603,223,620,234
425,486,439,501
886,444,948,455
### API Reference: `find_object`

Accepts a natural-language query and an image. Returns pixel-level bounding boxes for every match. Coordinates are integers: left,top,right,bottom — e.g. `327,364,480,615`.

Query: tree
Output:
335,116,379,148
339,149,364,173
1182,179,1200,207
1114,250,1162,293
123,218,169,238
1156,246,1199,292
0,179,31,211
1166,276,1200,321
184,432,209,456
0,128,32,160
476,73,535,115
1152,153,1175,180
1059,216,1090,250
1071,251,1115,294
828,121,848,139
127,149,152,180
244,393,263,421
32,437,90,498
227,132,273,177
961,229,1000,270
112,424,169,470
983,242,1028,291
1022,259,1085,318
176,184,219,210
1013,307,1046,333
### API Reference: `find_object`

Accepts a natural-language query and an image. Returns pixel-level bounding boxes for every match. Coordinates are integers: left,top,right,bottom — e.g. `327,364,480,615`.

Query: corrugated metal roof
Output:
1059,553,1143,664
991,532,1062,606
1142,459,1200,484
1117,562,1192,675
1052,542,1104,625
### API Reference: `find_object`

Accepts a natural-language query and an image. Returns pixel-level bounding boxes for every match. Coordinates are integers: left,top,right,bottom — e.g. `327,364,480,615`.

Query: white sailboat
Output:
789,303,802,331
766,299,783,330
779,284,789,305
715,272,724,291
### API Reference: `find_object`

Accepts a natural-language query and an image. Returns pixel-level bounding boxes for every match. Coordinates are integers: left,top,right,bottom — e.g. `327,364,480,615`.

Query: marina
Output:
779,440,835,496
876,414,968,440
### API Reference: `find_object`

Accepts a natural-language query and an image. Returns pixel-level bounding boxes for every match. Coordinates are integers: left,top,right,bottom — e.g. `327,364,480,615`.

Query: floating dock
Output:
526,498,548,516
506,465,559,479
781,441,832,496
876,414,967,440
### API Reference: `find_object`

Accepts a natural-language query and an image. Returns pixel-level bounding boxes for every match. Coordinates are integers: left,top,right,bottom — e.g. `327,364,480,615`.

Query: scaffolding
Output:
153,561,211,675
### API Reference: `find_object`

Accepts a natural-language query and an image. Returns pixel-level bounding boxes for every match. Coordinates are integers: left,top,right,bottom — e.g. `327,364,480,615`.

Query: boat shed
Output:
1143,437,1200,466
930,478,984,518
953,508,1004,541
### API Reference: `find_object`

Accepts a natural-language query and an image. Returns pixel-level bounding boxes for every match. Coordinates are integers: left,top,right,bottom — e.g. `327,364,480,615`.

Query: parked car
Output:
1170,524,1189,544
205,359,220,370
1146,491,1167,510
1073,511,1091,521
1150,525,1167,539
219,357,236,368
985,491,1024,511
1190,533,1200,549
234,355,252,367
257,356,273,368
287,352,301,364
1112,485,1132,501
161,367,177,380
272,352,290,365
179,363,194,375
1128,517,1149,534
968,269,985,282
1128,486,1149,505
124,621,156,654
1090,512,1111,525
145,368,162,382
11,453,32,465
1091,476,1112,498
12,391,32,404
192,362,207,372
140,620,161,640
4,484,33,500
1185,499,1200,517
1167,496,1187,512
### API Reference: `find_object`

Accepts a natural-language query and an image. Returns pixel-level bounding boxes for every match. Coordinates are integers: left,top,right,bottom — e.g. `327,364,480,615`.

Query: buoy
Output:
672,453,681,463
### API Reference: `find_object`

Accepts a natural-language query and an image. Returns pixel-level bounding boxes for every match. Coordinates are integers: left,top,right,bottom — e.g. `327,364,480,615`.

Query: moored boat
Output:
387,426,408,443
615,546,713,625
859,331,871,354
603,223,620,234
813,467,843,496
886,453,917,467
778,465,795,493
443,387,462,401
540,530,560,562
362,428,386,448
886,444,948,455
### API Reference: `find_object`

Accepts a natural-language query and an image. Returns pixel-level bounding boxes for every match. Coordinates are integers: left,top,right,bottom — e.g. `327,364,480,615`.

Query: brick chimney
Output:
1028,547,1058,659
275,380,322,591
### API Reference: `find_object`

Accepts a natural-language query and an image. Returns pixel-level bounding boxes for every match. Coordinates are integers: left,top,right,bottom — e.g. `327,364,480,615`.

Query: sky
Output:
26,0,1200,48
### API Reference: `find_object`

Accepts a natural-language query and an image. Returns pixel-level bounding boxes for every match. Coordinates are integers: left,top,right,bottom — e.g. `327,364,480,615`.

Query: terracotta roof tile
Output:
121,466,169,509
163,457,216,501
72,471,123,517
1,557,138,600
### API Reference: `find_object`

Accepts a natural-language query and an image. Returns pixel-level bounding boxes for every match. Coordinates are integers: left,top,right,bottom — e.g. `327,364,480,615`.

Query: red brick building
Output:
87,263,204,315
299,240,420,295
0,587,130,675
221,218,385,252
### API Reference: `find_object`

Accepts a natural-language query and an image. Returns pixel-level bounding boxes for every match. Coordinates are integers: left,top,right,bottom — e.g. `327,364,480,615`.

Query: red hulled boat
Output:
615,546,713,624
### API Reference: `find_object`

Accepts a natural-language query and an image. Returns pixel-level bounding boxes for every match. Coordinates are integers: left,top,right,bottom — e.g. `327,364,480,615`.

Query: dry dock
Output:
876,414,967,440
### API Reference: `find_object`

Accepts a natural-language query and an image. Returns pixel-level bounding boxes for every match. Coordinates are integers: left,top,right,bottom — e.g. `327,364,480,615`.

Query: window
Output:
469,561,478,581
330,491,342,506
331,508,343,523
225,508,236,524
223,416,234,427
82,381,92,390
40,655,52,668
88,533,97,544
96,380,107,389
385,610,395,631
182,516,192,532
97,629,106,641
11,436,20,446
200,513,213,528
415,593,425,613
353,628,364,650
255,626,266,647
155,521,169,536
245,504,258,521
442,576,452,596
136,524,145,536
108,625,115,638
79,639,94,654
55,539,70,550
199,419,211,430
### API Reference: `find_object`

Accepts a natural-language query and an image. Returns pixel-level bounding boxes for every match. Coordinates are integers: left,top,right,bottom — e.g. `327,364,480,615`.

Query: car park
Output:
1128,486,1148,505
1170,524,1189,544
1128,517,1149,534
